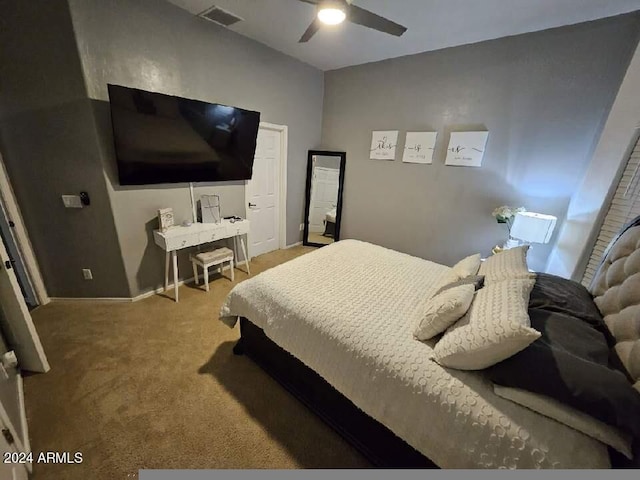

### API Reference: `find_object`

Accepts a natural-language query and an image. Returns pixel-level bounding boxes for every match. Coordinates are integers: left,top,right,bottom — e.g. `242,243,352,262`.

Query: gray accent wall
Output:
321,14,640,272
0,0,130,298
67,0,324,297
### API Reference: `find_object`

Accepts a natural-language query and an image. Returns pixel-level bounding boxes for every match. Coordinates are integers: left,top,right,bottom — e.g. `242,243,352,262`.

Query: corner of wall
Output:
546,36,640,279
0,0,131,298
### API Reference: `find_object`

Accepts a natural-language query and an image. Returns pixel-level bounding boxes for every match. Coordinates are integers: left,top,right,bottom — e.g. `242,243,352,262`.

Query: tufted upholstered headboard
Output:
589,215,640,391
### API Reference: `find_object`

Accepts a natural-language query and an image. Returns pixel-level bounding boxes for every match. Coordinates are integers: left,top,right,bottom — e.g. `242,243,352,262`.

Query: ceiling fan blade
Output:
296,0,320,4
348,5,407,37
299,18,322,43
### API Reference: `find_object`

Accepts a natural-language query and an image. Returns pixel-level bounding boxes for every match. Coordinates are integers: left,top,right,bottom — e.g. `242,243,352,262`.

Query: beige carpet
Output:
25,246,370,479
307,232,333,245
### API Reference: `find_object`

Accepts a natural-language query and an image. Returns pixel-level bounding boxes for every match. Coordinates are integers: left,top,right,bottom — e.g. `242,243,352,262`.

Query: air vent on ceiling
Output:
199,5,244,27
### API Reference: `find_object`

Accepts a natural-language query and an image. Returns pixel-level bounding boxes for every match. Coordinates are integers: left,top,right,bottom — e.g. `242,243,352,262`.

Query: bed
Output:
219,220,640,468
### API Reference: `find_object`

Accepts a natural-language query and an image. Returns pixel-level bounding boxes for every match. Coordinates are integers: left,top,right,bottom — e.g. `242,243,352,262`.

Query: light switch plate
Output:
62,195,83,208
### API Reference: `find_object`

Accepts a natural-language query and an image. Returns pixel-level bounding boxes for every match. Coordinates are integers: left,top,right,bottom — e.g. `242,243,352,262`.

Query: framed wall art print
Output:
445,131,489,167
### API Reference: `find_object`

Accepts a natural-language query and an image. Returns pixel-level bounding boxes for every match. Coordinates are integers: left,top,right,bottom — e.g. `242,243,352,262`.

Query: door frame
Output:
0,153,49,305
244,122,288,259
0,237,50,373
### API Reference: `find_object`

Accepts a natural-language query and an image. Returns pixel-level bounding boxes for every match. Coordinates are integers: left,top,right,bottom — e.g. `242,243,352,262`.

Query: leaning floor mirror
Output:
303,150,346,247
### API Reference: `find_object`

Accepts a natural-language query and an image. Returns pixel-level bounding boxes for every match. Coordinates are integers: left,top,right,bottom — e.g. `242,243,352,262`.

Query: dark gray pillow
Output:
530,272,630,378
529,273,604,331
435,275,485,296
487,308,640,444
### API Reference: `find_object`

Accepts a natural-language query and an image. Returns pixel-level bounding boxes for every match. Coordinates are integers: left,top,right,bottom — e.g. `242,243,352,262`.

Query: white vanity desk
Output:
153,219,250,302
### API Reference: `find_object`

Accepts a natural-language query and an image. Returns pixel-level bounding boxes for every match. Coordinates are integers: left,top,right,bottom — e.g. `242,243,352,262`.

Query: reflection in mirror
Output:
304,151,346,247
309,155,340,245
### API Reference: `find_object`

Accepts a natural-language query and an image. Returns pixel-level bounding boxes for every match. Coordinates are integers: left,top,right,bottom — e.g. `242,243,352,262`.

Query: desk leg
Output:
164,252,170,292
172,250,179,302
232,236,239,270
240,236,251,276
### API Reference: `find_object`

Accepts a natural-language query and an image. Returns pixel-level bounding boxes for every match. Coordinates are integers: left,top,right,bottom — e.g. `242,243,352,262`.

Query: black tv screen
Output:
107,84,261,185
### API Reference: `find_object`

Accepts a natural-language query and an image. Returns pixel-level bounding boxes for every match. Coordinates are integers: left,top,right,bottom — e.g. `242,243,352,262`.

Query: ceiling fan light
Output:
317,7,346,25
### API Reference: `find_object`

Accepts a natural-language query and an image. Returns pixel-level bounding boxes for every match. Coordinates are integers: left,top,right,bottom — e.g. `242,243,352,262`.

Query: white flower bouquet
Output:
491,205,526,253
492,205,526,229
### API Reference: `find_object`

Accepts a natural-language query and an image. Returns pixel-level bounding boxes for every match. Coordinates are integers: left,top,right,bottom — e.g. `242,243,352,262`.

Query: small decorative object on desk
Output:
158,208,174,232
492,205,526,252
201,194,221,224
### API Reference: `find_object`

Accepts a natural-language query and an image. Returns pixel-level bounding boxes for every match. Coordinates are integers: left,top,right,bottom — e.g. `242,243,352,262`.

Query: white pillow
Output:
493,384,633,459
414,284,475,341
439,268,461,286
432,278,540,370
452,253,481,279
477,245,533,283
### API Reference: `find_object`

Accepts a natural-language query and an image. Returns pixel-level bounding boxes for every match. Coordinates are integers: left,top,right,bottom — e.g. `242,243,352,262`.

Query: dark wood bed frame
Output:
233,317,631,469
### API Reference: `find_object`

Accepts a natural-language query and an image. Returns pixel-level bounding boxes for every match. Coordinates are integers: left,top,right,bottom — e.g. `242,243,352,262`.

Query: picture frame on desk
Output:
158,208,174,232
201,195,221,224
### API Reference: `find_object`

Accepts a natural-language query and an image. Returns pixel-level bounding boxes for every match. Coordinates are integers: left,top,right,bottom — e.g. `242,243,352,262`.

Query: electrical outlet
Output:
82,269,93,280
299,223,304,231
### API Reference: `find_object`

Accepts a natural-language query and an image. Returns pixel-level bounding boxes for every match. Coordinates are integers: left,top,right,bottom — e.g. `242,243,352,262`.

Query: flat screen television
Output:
107,84,261,185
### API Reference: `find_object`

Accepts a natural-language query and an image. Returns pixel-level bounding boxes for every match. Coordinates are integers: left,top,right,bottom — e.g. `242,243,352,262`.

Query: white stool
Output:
190,247,234,292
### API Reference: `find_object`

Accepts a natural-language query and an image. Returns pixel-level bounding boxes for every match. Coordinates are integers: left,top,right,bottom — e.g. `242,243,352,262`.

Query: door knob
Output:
248,203,256,208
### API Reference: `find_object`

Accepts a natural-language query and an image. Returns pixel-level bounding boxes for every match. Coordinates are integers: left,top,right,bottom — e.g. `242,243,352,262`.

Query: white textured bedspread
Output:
220,240,610,468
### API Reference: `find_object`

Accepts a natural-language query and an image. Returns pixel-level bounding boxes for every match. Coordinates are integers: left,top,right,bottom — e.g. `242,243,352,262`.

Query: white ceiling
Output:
168,0,640,71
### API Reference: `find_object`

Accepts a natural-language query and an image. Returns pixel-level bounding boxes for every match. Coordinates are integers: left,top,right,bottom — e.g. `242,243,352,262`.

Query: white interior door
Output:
0,414,29,480
309,167,339,233
246,126,281,258
0,329,30,478
0,239,49,373
0,335,24,450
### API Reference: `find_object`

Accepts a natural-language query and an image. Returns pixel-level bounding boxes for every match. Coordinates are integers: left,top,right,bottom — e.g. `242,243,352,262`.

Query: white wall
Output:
546,41,640,280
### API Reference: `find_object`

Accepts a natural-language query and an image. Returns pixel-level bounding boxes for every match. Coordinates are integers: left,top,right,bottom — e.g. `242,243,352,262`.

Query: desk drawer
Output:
198,226,227,244
226,221,249,237
165,234,199,251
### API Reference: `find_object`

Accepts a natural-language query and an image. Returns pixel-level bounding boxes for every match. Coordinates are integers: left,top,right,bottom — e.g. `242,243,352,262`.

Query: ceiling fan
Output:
296,0,408,43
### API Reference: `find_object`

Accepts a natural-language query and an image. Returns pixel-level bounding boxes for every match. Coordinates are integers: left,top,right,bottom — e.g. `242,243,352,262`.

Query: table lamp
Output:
509,212,557,247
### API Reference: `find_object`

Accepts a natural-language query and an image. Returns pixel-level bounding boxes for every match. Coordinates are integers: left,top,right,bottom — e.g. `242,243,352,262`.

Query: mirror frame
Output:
303,150,346,247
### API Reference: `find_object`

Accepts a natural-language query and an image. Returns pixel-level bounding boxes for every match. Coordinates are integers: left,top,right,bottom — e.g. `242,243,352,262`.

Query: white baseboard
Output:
50,247,306,303
52,267,242,303
52,276,199,303
132,275,198,302
50,296,134,303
